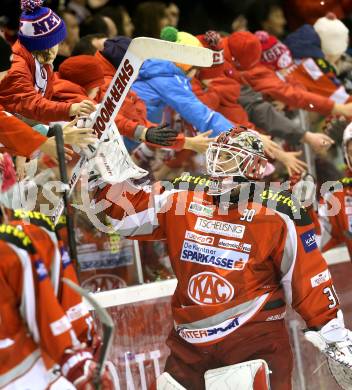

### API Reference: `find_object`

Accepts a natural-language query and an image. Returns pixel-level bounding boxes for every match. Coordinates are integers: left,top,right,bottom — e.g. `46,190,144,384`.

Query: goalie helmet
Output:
206,128,267,195
343,122,352,171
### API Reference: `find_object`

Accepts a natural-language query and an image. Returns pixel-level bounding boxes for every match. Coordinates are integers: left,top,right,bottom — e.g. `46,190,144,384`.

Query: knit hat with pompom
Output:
314,12,349,57
18,0,66,52
197,30,226,79
255,30,293,71
161,26,202,48
161,26,202,72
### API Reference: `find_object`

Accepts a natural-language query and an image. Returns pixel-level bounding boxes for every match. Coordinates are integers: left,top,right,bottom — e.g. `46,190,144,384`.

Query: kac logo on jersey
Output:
188,272,234,305
195,217,245,238
300,229,317,253
34,259,49,281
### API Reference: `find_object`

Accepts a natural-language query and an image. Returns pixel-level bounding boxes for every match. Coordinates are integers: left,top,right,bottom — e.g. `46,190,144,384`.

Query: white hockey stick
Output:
51,37,213,224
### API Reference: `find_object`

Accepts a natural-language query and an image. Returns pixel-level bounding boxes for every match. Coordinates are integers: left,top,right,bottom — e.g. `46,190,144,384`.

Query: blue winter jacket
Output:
132,59,233,136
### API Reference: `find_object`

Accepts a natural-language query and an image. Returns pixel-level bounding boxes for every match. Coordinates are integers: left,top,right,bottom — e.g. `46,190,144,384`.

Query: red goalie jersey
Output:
96,174,339,346
0,210,94,388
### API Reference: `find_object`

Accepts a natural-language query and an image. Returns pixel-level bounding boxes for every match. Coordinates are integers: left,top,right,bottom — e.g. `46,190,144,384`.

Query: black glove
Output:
145,124,178,146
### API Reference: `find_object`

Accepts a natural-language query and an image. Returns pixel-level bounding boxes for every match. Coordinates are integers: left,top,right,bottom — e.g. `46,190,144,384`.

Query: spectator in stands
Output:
133,2,169,38
80,15,115,38
284,17,351,104
246,0,287,38
67,0,91,23
72,34,107,55
99,6,135,37
0,0,95,124
166,2,180,27
0,35,11,74
54,9,80,69
221,30,352,119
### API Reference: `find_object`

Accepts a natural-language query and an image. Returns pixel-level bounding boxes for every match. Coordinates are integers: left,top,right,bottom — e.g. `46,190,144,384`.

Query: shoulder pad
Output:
257,189,311,226
12,209,55,233
55,215,67,230
0,224,36,254
171,173,211,191
339,177,352,188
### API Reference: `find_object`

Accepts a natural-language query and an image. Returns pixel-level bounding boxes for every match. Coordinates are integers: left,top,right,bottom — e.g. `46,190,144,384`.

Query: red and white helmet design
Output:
206,127,268,180
343,122,352,171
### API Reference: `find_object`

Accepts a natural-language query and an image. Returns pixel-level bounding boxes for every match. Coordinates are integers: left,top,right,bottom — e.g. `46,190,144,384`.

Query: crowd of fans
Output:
1,0,352,284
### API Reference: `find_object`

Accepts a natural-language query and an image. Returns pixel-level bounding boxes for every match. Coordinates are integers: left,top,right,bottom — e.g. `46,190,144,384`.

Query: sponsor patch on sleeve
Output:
300,229,318,253
50,315,72,336
310,269,330,288
34,259,49,281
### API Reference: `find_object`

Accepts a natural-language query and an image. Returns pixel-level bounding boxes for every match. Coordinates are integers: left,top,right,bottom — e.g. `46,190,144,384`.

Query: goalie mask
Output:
206,128,267,195
343,122,352,171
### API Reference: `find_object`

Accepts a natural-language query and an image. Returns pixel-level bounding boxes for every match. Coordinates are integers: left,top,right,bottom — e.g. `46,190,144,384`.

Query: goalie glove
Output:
142,124,185,150
304,310,352,389
61,347,114,390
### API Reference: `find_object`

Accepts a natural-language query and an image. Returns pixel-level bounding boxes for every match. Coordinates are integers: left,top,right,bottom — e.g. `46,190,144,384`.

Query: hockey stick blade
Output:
51,37,213,225
62,278,114,390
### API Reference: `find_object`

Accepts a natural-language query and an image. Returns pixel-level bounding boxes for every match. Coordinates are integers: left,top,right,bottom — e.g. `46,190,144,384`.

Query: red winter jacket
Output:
94,51,155,139
239,65,335,115
0,42,72,124
52,77,88,104
221,37,335,116
0,108,47,158
285,59,352,105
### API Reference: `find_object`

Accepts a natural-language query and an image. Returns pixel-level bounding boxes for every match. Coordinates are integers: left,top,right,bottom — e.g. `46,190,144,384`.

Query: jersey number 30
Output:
240,209,256,222
323,286,339,309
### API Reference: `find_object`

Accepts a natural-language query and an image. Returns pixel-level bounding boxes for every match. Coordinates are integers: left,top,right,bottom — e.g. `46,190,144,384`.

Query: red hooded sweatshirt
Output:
0,108,47,158
0,42,72,124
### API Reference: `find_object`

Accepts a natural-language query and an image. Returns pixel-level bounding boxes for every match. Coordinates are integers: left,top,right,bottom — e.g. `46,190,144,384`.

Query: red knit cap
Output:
227,31,262,70
255,31,293,71
197,30,225,79
59,55,104,91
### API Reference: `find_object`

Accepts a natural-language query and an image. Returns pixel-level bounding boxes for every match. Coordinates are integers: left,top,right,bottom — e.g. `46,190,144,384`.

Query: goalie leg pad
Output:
156,373,187,390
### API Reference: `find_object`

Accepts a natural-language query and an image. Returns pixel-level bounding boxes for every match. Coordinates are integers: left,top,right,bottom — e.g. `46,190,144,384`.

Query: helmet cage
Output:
206,142,267,180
